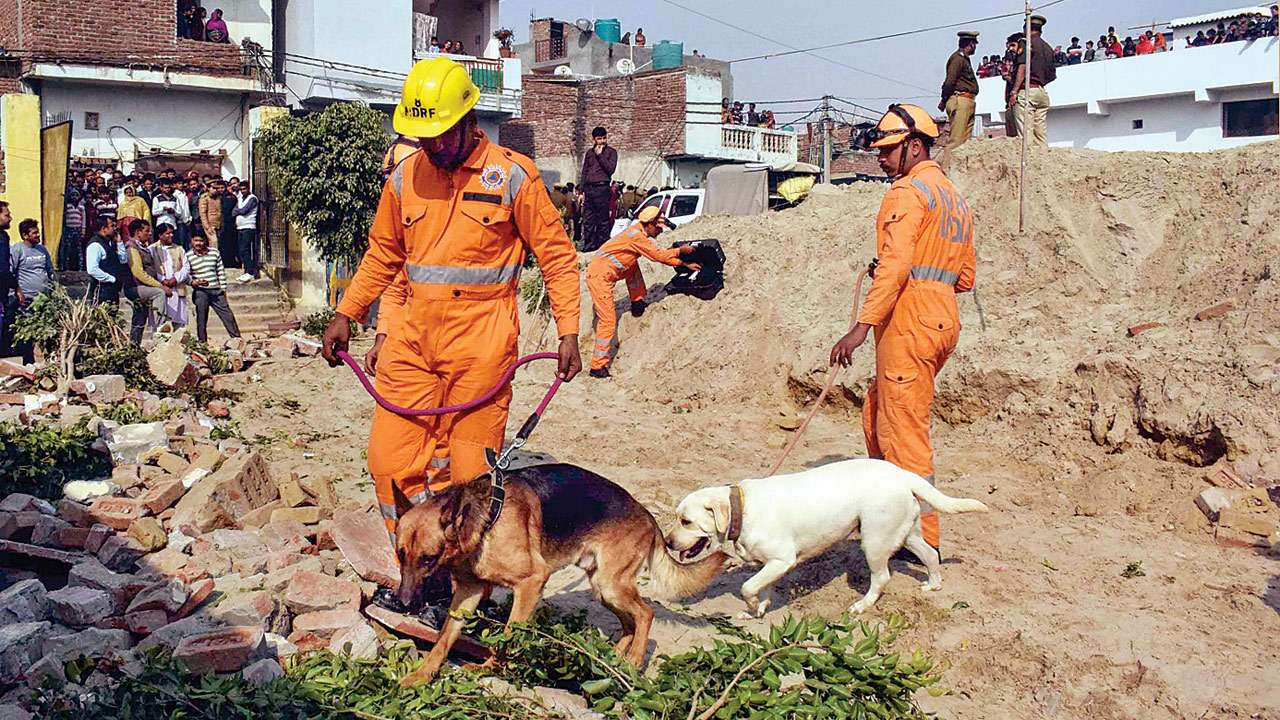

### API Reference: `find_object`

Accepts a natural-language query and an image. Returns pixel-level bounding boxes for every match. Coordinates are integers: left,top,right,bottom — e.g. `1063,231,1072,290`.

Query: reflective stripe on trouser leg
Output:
588,271,618,371
624,266,647,303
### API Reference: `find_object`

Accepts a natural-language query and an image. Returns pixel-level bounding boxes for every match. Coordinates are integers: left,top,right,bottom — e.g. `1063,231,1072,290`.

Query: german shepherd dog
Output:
395,463,726,686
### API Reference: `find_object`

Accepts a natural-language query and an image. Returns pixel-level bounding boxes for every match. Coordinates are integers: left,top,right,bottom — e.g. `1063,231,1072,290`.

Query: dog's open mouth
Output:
679,537,710,562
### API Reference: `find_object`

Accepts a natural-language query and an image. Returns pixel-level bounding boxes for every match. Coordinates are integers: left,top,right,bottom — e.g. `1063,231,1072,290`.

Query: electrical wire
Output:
726,0,1074,63
656,0,934,93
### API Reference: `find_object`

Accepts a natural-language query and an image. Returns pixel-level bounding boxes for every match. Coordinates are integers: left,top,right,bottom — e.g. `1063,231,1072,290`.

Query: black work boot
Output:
590,368,610,379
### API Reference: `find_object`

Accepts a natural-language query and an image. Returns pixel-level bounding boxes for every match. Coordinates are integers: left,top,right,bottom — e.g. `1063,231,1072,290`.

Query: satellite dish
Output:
575,18,594,32
554,65,573,76
616,58,635,75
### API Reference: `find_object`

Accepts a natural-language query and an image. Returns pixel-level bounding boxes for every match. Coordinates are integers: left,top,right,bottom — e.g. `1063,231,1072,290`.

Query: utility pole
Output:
821,95,832,184
1018,0,1031,232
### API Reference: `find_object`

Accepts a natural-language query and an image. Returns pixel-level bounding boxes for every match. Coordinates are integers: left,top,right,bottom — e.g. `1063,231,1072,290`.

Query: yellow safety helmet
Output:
636,206,662,224
866,103,940,149
393,57,480,138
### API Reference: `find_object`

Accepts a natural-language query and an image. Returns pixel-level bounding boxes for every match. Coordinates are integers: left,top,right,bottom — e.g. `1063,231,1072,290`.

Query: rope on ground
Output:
765,267,868,476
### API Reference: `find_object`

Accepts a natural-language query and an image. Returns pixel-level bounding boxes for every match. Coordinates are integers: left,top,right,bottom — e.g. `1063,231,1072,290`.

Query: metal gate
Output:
250,138,288,270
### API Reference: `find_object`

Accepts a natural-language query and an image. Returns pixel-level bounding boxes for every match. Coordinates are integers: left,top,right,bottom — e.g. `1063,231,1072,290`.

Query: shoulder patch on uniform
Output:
480,164,507,190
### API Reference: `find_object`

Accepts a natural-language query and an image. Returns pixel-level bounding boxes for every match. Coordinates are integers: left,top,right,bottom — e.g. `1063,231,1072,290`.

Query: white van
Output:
610,189,705,236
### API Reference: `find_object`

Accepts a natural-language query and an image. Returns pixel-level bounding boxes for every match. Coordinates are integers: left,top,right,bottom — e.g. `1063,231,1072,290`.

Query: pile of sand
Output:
587,139,1280,479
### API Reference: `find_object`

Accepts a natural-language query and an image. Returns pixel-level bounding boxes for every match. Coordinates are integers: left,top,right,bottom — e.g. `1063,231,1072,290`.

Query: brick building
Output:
502,17,798,191
0,0,273,181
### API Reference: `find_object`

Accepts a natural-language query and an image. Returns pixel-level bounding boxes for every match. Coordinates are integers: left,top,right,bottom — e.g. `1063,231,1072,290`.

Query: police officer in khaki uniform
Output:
1011,15,1056,145
940,31,980,154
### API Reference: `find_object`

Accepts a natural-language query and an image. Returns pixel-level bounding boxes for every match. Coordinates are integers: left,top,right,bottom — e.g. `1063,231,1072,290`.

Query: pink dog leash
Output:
335,349,564,470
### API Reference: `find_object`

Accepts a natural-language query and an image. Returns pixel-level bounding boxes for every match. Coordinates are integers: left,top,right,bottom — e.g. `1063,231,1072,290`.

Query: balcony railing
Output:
534,37,566,63
457,56,504,93
718,124,797,160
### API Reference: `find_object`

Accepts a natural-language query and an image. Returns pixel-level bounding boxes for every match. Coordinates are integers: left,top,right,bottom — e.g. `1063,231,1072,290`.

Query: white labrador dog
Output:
665,458,988,616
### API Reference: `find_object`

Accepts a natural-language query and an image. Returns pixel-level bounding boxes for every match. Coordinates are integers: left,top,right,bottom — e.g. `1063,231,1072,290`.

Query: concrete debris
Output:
62,479,116,504
42,626,133,664
0,622,51,683
68,374,127,404
330,510,400,588
147,332,201,388
242,657,285,685
0,579,50,625
100,421,170,465
328,621,380,659
47,586,114,628
1195,487,1233,523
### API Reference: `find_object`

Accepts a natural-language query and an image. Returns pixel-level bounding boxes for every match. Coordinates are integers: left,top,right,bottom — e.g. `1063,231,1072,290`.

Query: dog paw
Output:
848,599,872,614
735,610,756,620
919,581,942,593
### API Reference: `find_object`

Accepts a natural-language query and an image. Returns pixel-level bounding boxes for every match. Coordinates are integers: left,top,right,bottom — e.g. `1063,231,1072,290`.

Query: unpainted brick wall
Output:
13,0,244,75
501,68,688,161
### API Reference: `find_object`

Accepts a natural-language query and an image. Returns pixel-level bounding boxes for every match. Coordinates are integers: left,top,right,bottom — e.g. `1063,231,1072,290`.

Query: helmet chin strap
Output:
427,116,478,170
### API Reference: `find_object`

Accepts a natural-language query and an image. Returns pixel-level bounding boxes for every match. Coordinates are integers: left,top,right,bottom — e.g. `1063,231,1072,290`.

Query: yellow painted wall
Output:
0,94,42,233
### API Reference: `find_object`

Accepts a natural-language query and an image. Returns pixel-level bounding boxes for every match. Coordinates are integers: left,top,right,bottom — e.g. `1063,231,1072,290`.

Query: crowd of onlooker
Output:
0,166,260,356
422,37,471,56
977,6,1279,77
719,99,778,128
176,1,232,43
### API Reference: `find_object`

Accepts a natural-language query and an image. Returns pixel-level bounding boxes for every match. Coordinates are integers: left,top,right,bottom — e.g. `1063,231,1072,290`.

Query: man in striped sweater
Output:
186,233,242,344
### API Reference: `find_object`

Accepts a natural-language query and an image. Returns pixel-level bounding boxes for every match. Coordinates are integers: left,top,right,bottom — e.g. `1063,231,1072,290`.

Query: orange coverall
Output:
585,222,684,371
856,159,976,548
336,133,581,541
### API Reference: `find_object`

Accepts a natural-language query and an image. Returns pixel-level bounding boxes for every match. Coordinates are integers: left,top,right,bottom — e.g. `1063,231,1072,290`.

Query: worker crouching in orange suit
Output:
585,205,700,378
321,58,582,613
830,103,976,557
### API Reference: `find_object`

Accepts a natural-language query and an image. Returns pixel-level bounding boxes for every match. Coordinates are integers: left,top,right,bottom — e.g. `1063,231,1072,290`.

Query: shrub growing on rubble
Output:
254,102,389,267
0,419,109,500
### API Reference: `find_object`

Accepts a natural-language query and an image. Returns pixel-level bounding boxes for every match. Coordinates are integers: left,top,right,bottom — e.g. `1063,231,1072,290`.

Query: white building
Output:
278,0,521,138
975,11,1278,152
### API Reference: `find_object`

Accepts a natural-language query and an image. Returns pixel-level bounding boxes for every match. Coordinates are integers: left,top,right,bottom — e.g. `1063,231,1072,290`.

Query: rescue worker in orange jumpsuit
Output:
585,205,700,378
829,104,976,557
321,58,582,609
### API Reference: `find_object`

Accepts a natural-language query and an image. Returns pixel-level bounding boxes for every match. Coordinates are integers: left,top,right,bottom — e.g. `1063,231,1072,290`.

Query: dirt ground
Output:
222,139,1279,719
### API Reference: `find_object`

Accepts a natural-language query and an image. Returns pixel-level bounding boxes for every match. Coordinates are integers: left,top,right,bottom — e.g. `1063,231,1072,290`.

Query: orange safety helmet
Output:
866,103,941,149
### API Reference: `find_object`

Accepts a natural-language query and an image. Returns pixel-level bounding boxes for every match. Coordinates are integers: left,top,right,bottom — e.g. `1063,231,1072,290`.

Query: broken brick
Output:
330,510,399,588
56,499,93,527
174,578,215,619
84,523,113,553
277,474,310,509
283,571,362,614
270,506,328,525
1194,301,1234,321
155,452,192,476
88,497,145,531
285,630,329,653
172,626,265,674
55,526,93,549
1195,487,1232,523
47,586,114,628
127,579,189,615
124,609,170,635
127,517,168,552
293,609,364,639
68,558,147,614
97,534,148,572
0,579,49,624
1126,322,1164,337
139,478,186,515
240,500,284,529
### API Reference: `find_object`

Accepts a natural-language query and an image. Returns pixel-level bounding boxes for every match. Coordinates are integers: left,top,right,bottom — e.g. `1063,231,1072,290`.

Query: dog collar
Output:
726,484,744,542
484,470,506,531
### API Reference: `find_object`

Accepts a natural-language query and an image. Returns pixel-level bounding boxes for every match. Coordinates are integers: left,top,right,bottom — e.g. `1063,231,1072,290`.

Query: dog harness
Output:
726,484,745,542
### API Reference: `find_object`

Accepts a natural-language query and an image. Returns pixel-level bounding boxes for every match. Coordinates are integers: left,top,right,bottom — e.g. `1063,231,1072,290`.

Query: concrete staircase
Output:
204,277,296,343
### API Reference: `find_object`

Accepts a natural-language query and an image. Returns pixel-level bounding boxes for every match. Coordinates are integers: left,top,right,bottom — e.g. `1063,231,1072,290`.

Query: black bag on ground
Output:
665,239,726,301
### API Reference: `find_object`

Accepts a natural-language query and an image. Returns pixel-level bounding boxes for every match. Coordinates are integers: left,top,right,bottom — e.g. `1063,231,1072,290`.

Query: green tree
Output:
254,102,390,266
